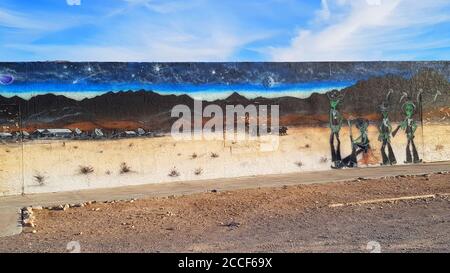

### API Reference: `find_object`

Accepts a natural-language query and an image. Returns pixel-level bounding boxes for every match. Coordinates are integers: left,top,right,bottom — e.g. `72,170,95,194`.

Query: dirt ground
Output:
0,173,449,253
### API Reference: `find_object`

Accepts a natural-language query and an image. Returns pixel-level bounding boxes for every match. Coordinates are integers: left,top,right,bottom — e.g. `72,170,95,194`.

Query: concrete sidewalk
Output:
1,161,449,210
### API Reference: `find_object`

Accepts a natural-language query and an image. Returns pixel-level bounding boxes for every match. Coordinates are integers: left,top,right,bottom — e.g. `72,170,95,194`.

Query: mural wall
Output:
0,62,449,196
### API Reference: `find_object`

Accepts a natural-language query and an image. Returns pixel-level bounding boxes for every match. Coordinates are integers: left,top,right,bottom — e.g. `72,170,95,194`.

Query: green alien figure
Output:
378,91,397,165
342,118,370,168
327,90,345,169
393,98,422,164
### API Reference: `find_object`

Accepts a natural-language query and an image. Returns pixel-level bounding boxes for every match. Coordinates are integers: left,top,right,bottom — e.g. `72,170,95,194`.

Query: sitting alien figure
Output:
342,118,370,168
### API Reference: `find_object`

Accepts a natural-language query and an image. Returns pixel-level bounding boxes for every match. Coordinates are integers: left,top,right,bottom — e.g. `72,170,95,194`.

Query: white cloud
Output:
7,35,251,62
0,8,52,30
315,0,330,22
1,0,271,61
4,8,268,62
123,0,197,14
270,0,450,61
7,38,243,62
66,0,81,6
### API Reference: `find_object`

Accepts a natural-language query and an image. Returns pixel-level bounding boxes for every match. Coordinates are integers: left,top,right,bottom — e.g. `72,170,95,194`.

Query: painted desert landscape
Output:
1,122,450,196
1,62,449,196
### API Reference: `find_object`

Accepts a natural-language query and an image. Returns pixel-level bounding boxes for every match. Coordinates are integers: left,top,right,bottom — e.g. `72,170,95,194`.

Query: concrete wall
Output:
0,62,449,196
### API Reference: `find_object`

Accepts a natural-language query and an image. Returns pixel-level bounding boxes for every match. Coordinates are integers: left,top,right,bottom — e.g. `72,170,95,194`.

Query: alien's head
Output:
379,102,389,119
355,118,369,132
403,101,416,118
327,90,344,110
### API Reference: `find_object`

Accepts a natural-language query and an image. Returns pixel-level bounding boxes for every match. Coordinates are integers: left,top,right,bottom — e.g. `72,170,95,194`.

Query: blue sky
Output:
0,0,449,61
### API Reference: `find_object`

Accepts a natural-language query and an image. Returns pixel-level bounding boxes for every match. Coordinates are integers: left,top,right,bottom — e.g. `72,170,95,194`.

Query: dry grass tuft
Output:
79,165,94,175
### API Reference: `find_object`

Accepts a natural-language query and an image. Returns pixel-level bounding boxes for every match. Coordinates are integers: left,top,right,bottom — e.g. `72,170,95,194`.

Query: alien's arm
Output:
377,124,382,134
353,135,362,144
412,120,418,134
328,111,332,127
400,119,407,130
378,127,383,141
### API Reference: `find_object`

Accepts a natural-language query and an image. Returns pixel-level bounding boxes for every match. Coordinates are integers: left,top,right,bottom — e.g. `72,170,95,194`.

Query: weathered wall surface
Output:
0,62,449,196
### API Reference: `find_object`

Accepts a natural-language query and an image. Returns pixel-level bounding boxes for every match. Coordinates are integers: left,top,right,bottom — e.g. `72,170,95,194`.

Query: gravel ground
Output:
0,173,449,253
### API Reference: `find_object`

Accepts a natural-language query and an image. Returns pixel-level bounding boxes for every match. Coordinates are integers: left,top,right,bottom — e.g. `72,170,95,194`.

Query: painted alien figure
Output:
393,100,422,164
378,91,397,165
327,90,345,169
342,118,370,168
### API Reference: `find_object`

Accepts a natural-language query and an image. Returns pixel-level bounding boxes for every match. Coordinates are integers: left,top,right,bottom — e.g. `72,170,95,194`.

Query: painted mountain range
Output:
0,69,448,131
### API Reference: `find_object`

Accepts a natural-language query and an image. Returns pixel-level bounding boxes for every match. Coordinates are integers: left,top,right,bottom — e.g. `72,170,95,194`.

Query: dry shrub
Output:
120,162,131,174
34,173,46,186
79,165,94,175
169,167,180,177
194,168,203,176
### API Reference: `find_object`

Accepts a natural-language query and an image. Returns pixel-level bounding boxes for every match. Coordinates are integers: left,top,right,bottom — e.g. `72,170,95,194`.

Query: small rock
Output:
23,219,35,228
32,206,43,210
54,205,64,211
211,189,218,193
22,211,31,219
222,221,240,228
